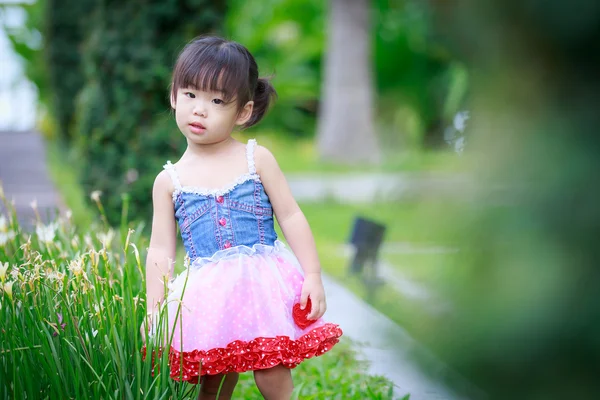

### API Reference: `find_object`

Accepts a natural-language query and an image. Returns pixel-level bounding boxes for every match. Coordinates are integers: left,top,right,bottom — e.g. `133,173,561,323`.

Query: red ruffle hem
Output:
143,323,342,384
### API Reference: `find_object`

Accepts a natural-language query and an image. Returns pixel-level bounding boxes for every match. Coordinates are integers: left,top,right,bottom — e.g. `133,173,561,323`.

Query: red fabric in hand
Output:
292,297,316,329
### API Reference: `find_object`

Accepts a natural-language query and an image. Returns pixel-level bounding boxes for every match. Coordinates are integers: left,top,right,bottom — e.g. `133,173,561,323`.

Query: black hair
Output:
171,36,277,128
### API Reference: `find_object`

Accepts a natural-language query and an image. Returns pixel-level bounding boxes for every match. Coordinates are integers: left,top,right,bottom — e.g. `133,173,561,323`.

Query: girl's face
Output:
171,88,253,145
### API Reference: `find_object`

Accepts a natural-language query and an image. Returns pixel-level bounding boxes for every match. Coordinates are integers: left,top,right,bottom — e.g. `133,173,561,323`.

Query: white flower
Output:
36,223,57,244
453,111,470,133
84,234,93,248
68,259,84,276
97,229,115,247
0,262,8,281
93,299,104,314
0,231,15,247
2,281,13,299
30,199,38,210
90,190,102,202
88,249,98,267
46,270,65,282
65,210,72,220
0,220,8,242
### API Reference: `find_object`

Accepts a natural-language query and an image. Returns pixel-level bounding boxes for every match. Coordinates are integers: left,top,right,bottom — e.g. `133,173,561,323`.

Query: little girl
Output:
143,36,343,399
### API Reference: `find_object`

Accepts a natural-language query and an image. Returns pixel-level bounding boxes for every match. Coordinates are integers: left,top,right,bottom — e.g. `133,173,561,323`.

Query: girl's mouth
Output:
189,122,206,134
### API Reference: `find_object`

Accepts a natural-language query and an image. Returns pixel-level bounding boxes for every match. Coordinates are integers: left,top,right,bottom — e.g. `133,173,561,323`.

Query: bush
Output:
72,1,226,225
45,0,90,143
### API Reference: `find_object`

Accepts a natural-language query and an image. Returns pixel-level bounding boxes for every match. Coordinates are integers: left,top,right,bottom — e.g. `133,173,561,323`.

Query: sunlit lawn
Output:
382,252,454,287
294,200,464,334
236,130,464,174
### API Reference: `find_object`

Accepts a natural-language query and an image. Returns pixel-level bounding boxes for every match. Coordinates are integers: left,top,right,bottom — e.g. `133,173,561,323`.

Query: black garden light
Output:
347,216,386,296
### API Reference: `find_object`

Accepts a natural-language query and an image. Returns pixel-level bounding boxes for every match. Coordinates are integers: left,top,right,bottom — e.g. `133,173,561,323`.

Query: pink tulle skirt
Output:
151,240,342,383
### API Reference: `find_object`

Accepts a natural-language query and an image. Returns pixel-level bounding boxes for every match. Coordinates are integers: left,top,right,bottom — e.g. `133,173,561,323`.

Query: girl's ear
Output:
170,91,176,110
236,101,254,126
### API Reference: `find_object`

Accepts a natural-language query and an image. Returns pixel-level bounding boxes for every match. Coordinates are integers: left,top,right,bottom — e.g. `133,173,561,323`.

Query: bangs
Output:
171,40,252,105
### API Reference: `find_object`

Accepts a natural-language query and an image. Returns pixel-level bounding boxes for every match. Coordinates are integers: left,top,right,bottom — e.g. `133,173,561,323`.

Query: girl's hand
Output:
300,273,327,320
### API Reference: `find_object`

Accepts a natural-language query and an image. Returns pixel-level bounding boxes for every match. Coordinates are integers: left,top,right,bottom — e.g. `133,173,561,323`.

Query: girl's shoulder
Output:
153,165,177,196
253,143,283,178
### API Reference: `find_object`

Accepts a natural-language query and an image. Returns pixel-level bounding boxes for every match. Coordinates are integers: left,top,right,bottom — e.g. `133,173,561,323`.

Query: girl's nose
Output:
193,102,207,117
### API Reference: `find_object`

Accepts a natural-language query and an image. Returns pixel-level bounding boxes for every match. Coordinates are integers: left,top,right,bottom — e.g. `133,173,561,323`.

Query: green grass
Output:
382,252,454,286
236,130,465,174
292,200,464,335
235,340,398,399
0,190,398,399
298,201,462,246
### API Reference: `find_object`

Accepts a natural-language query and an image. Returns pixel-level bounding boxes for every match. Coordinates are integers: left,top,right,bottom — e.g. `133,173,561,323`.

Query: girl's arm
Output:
145,171,177,315
256,145,326,320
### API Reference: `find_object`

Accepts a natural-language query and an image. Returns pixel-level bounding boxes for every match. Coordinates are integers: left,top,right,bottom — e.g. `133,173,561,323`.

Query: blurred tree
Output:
227,0,463,150
45,0,89,143
316,0,380,164
417,1,600,399
73,0,226,225
225,0,326,137
374,0,466,150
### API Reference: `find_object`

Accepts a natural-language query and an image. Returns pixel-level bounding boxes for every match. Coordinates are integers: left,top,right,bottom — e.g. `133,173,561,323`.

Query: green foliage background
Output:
72,0,227,225
4,0,465,225
412,1,600,399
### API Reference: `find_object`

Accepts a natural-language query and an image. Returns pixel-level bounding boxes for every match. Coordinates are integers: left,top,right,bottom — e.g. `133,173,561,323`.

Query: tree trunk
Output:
316,0,380,164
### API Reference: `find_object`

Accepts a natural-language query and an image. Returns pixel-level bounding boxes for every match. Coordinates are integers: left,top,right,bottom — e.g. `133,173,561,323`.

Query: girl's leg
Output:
254,365,294,400
198,373,239,400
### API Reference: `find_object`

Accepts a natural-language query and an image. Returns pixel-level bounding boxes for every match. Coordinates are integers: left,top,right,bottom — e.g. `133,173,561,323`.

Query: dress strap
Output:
246,139,257,175
163,161,182,190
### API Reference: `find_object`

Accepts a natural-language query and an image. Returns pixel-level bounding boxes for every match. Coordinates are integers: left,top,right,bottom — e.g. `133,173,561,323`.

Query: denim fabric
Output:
163,139,277,260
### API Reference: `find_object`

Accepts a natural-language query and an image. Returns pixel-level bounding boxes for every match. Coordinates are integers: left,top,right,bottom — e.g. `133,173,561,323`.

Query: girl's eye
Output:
185,92,196,99
212,98,224,105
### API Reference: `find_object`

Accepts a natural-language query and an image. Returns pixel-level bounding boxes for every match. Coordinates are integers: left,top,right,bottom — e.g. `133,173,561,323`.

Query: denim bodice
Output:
163,139,277,260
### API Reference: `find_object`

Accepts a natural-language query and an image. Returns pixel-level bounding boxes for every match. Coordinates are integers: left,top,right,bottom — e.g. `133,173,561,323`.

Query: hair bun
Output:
245,77,277,128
